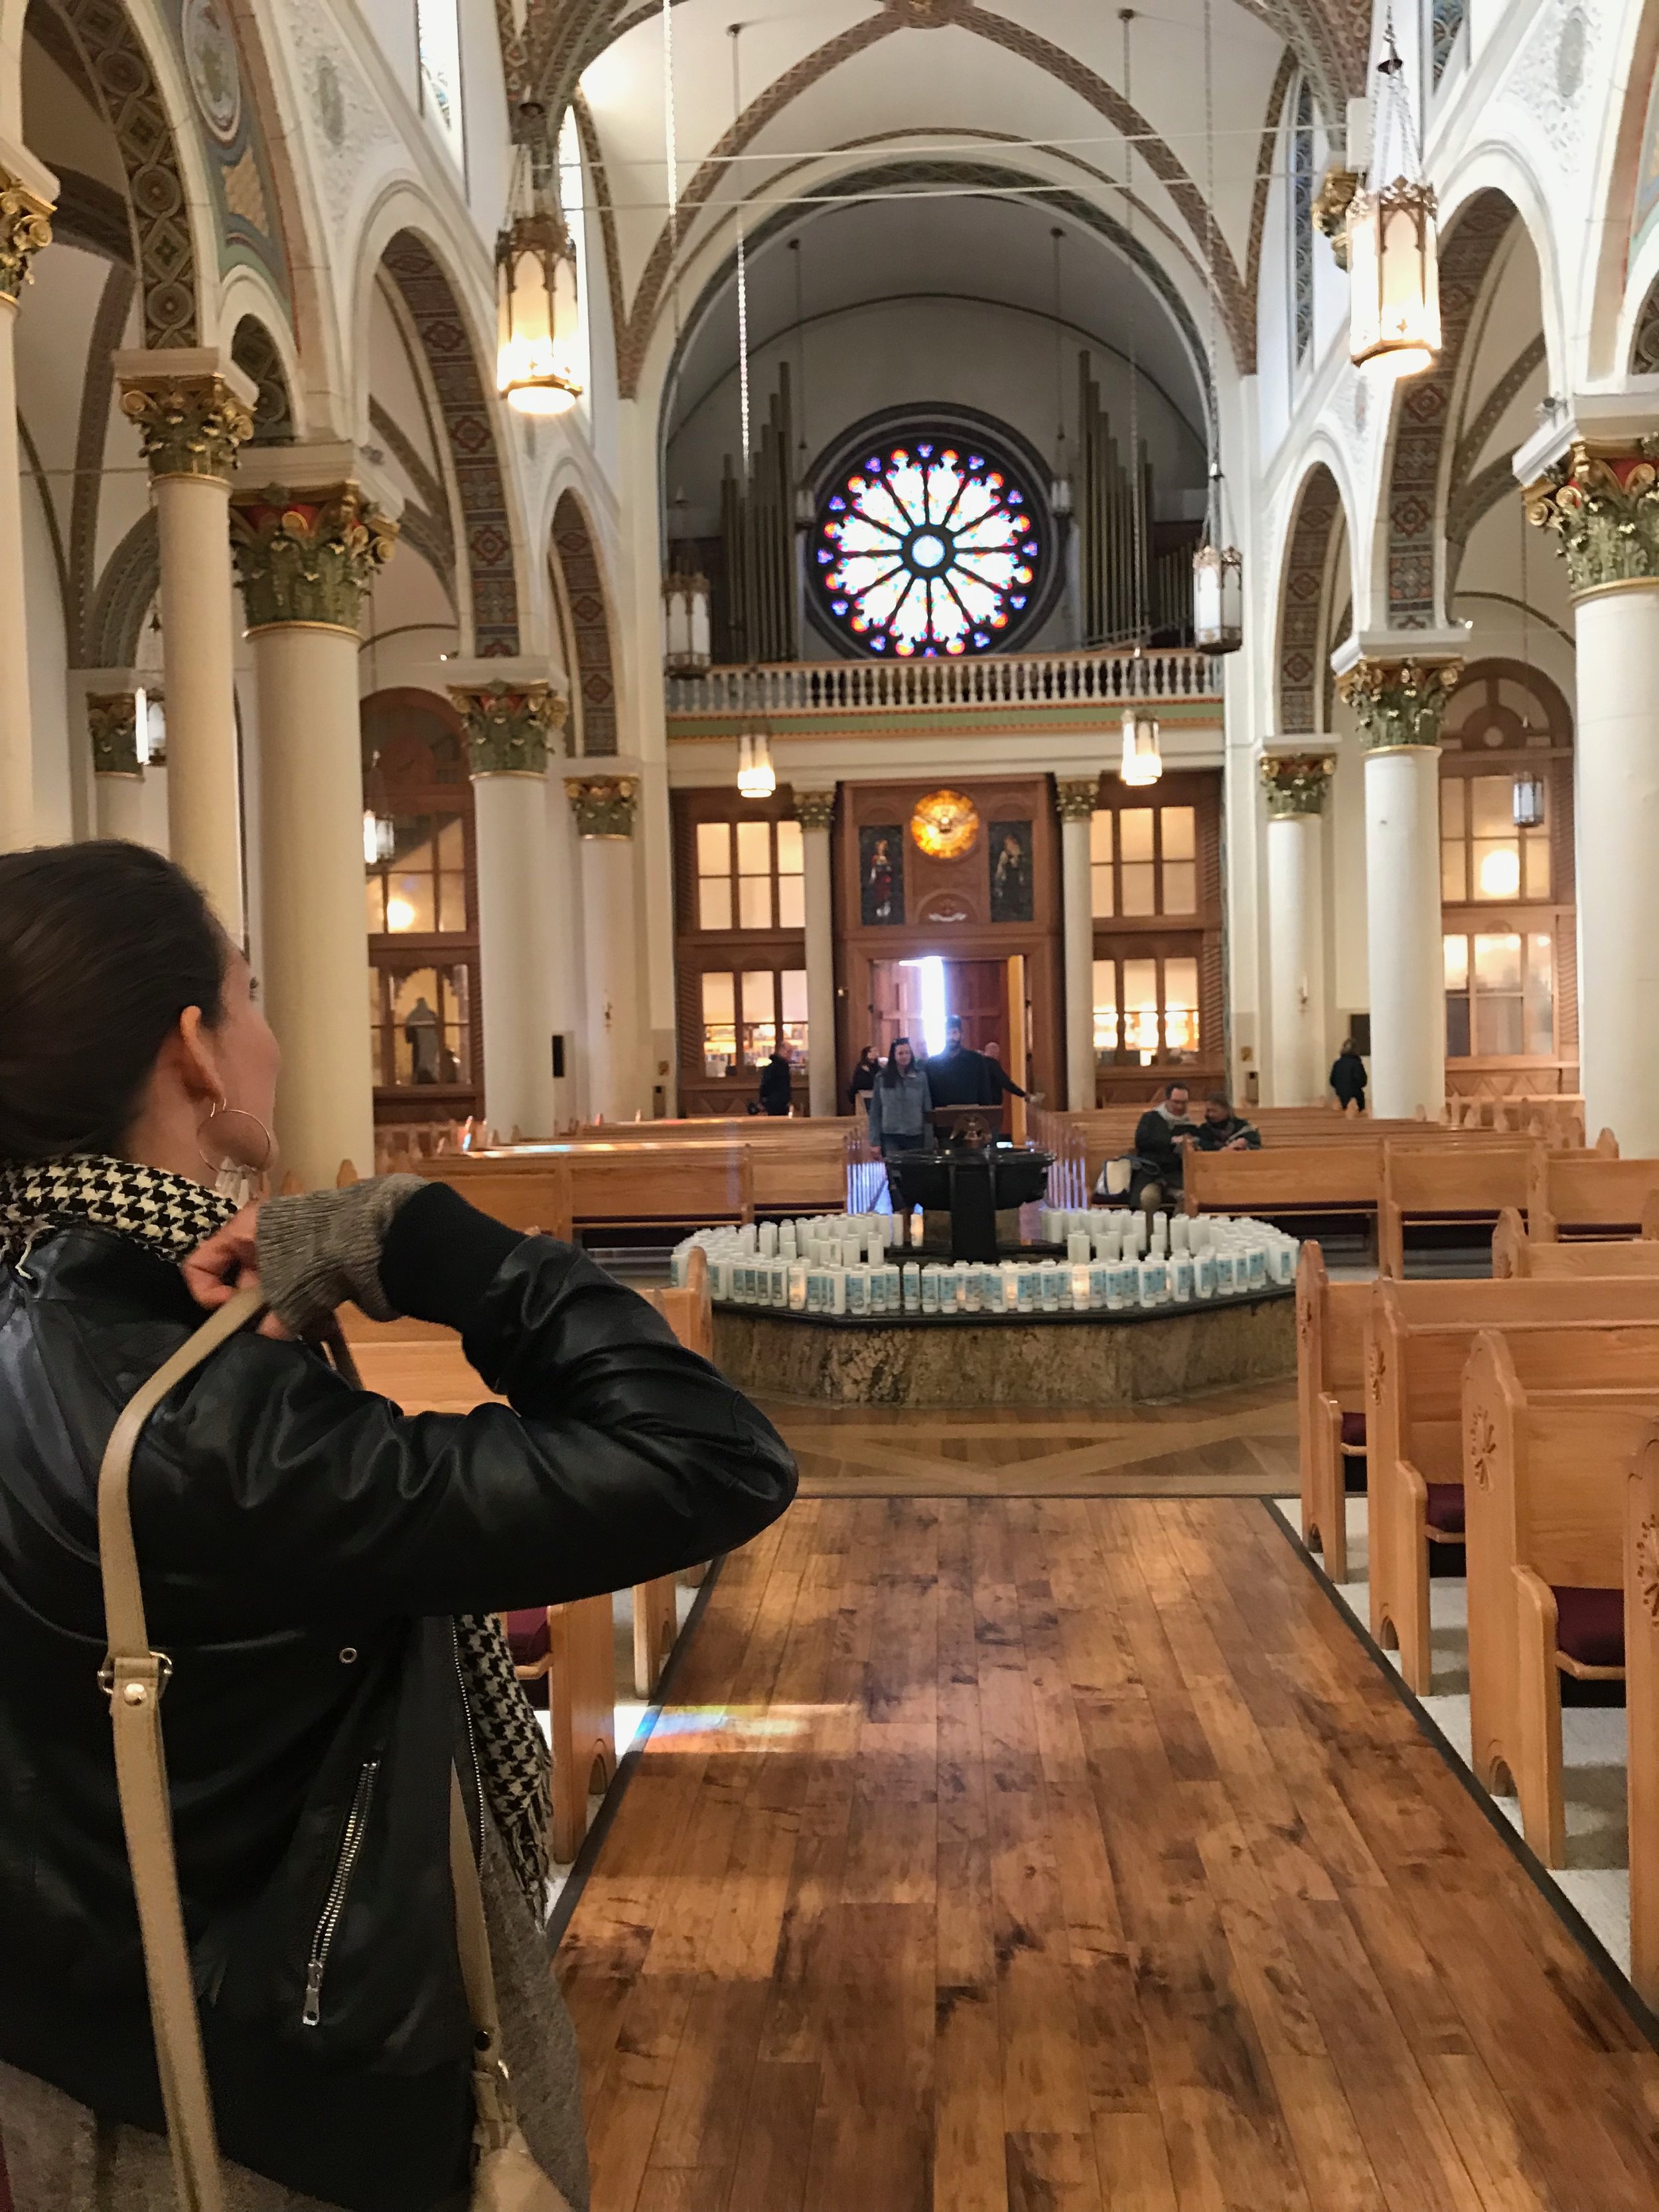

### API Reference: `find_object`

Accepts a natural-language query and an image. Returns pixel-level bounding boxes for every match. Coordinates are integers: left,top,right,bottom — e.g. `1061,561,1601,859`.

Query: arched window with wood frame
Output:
360,689,484,1130
1439,660,1576,1100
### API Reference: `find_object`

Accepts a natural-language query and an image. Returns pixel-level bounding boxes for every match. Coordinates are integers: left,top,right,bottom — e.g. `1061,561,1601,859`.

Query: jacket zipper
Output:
301,1758,379,2028
453,1624,484,1822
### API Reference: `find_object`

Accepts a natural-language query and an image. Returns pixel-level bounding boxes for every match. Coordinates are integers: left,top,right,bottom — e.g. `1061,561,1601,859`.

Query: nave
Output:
552,1430,1659,2212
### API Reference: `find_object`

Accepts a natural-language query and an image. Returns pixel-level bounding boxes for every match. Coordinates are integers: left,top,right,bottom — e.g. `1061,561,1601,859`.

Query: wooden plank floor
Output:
556,1497,1659,2212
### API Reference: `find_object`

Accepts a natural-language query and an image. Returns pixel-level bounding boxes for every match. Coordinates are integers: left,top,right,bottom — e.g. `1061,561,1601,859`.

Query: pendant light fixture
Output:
1346,11,1441,376
737,724,776,798
1118,13,1161,786
662,567,711,674
1049,227,1073,518
1191,0,1243,654
362,749,397,866
495,104,582,415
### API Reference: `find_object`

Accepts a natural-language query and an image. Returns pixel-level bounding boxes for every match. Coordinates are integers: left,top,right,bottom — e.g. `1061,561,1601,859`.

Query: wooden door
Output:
944,960,1010,1053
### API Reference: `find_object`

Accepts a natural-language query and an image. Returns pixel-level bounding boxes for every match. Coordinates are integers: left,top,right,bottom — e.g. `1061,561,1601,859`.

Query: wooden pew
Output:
423,1142,755,1233
415,1151,575,1236
1492,1209,1659,1279
1463,1329,1659,1864
1377,1139,1536,1278
633,1247,713,1697
1185,1143,1383,1232
1295,1240,1368,1581
1526,1150,1659,1242
1365,1274,1659,1692
1624,1422,1659,2008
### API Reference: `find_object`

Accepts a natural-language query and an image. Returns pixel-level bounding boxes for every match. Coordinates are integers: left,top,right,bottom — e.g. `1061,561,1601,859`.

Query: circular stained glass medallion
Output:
909,789,980,861
812,431,1046,657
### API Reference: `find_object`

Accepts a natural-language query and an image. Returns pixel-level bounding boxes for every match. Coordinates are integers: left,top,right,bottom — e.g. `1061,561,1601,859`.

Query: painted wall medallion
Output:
910,788,979,861
182,0,243,144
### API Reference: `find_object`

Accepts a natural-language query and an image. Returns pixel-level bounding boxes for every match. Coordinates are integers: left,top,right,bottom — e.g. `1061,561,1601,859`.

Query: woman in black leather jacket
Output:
0,842,797,2212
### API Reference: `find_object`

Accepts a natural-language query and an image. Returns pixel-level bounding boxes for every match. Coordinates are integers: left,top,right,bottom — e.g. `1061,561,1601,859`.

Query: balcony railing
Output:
666,646,1220,719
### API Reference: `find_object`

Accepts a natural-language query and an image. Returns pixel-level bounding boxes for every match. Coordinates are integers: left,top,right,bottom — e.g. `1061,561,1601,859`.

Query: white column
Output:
450,670,565,1142
0,147,54,849
1335,653,1461,1122
1056,780,1098,1111
86,691,145,843
568,776,644,1120
795,788,837,1118
115,351,257,934
1262,756,1333,1106
1572,585,1659,1151
1362,745,1445,1120
232,476,397,1189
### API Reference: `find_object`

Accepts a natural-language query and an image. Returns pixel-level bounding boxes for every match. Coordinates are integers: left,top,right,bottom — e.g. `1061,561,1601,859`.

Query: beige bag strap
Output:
96,1282,265,2212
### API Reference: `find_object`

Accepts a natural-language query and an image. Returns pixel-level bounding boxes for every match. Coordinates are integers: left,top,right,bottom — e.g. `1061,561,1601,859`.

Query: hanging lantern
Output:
1192,540,1243,653
362,809,396,867
1346,179,1440,374
495,131,581,415
661,571,711,674
1119,703,1163,787
737,727,775,798
1512,771,1546,831
794,480,815,529
1050,467,1074,520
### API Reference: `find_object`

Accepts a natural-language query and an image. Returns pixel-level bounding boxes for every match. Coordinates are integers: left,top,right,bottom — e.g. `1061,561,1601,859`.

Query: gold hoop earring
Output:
197,1096,275,1207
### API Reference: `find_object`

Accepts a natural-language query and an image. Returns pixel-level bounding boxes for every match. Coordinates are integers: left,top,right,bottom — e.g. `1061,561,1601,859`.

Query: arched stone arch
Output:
230,313,295,445
1377,188,1535,630
1276,459,1352,735
85,508,158,668
32,0,198,345
549,487,617,757
378,228,520,658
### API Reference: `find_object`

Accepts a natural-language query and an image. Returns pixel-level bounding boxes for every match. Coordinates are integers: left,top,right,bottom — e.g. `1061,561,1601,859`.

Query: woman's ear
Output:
171,1005,222,1108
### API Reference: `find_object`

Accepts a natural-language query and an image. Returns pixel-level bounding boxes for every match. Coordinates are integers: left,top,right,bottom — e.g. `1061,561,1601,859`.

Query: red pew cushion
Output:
1340,1412,1366,1449
1552,1585,1624,1672
1424,1484,1465,1536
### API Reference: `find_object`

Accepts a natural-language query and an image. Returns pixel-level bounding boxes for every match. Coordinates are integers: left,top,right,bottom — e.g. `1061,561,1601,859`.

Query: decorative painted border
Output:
552,489,618,757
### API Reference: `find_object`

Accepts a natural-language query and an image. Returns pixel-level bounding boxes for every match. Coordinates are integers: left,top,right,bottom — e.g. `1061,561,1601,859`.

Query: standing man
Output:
757,1044,794,1116
924,1016,996,1109
983,1040,1029,1105
1330,1039,1368,1112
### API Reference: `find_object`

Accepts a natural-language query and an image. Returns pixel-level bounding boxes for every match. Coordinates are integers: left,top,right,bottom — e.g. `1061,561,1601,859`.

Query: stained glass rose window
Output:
811,432,1047,657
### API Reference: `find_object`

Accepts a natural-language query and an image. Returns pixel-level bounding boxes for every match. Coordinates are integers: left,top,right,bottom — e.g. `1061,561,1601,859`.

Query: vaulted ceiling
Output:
499,0,1370,406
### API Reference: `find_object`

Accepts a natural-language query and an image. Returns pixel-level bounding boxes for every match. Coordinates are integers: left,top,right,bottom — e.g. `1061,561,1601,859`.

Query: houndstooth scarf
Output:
0,1153,553,1919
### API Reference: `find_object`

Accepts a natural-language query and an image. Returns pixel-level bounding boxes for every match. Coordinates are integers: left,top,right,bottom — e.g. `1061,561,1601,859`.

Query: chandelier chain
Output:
1121,9,1145,647
729,23,751,477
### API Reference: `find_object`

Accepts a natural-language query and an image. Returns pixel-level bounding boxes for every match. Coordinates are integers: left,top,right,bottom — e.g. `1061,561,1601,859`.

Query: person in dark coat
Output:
924,1018,996,1109
1126,1082,1197,1211
1330,1041,1367,1111
757,1047,794,1116
984,1041,1029,1104
1194,1094,1261,1151
0,842,796,2212
847,1047,879,1113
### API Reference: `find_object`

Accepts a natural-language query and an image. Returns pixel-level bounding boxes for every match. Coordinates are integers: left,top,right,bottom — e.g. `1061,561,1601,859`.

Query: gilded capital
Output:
230,482,397,635
1336,657,1461,751
1312,167,1360,269
792,788,837,834
87,692,141,779
452,681,565,778
566,774,639,839
0,169,52,303
1260,753,1334,818
1054,776,1099,825
1526,439,1659,599
119,372,253,482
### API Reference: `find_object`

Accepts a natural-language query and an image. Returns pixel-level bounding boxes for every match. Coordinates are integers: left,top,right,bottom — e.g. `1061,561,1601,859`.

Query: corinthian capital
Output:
86,692,141,778
792,788,837,834
1260,753,1334,818
566,775,639,840
1054,777,1099,825
230,481,397,635
1526,439,1659,599
0,167,52,303
1336,656,1461,752
451,680,565,778
118,362,255,482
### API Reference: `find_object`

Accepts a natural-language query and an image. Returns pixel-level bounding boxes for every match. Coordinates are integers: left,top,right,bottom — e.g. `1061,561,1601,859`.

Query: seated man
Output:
1194,1094,1261,1151
1120,1082,1196,1213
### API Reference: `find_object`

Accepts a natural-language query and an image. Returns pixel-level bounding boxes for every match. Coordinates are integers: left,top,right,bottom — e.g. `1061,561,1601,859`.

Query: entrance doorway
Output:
869,955,1029,1134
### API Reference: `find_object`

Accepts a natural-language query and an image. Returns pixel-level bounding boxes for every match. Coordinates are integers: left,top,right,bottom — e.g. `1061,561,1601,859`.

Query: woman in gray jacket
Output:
866,1036,933,1212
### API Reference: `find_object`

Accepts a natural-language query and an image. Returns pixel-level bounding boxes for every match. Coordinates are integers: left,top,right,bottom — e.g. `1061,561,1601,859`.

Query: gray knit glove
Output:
256,1175,425,1336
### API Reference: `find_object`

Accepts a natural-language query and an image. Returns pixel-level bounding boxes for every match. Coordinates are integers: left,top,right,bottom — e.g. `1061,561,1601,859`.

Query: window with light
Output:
417,0,464,167
810,427,1050,658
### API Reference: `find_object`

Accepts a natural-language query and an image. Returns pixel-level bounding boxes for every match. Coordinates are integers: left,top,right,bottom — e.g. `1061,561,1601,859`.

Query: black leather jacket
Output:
0,1202,796,2211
